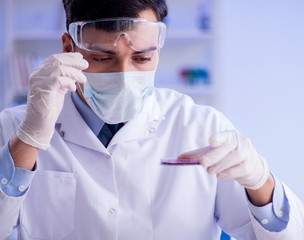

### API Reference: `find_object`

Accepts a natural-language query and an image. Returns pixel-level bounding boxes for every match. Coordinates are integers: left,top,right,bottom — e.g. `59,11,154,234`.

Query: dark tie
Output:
97,123,124,147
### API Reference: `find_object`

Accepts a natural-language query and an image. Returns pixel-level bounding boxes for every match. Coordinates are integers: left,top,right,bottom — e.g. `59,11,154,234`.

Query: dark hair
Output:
62,0,168,30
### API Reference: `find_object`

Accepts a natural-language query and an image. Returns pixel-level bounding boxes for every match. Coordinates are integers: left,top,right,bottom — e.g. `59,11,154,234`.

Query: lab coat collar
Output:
108,92,164,147
56,91,164,152
56,92,108,153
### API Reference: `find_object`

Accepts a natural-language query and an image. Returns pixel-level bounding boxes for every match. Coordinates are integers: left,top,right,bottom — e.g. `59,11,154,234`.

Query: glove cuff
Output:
245,156,270,190
16,123,52,150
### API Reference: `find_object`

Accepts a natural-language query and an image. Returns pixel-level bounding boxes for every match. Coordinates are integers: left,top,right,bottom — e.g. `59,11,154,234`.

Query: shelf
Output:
166,29,213,41
12,30,64,41
12,29,212,42
3,0,216,108
156,83,214,96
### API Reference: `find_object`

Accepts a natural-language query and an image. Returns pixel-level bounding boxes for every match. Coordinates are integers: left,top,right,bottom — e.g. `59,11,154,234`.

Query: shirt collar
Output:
71,91,104,135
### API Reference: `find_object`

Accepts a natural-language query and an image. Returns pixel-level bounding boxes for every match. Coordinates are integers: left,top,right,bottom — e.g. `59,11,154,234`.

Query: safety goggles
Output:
68,18,166,53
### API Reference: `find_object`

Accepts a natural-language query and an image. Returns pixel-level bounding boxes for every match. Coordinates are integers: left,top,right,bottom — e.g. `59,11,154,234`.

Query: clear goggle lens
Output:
68,18,166,52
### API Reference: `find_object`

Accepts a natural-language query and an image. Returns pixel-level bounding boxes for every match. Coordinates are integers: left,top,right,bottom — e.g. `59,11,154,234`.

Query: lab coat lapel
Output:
56,93,108,153
109,94,164,146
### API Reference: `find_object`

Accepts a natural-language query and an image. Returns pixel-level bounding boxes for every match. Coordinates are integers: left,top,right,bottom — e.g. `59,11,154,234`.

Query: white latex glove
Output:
178,130,270,190
16,52,88,150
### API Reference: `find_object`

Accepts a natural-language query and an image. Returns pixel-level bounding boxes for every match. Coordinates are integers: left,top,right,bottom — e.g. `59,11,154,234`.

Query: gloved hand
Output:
178,130,270,190
16,52,88,150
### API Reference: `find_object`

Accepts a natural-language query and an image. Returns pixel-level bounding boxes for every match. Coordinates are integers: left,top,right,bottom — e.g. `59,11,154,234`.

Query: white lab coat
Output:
0,88,303,240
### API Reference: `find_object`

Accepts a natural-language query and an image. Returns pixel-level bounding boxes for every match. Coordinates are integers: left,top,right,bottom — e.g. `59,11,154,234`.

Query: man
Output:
0,0,303,239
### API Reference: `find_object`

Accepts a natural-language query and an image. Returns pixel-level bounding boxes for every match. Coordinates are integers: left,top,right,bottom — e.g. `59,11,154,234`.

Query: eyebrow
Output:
86,44,115,54
133,46,157,54
88,44,157,55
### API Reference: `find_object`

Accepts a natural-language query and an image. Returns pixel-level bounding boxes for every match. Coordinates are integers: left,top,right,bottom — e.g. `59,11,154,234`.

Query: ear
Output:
62,33,74,53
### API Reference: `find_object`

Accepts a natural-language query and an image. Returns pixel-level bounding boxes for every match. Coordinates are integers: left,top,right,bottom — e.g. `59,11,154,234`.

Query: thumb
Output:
178,146,212,160
209,131,230,147
58,76,77,93
209,130,239,149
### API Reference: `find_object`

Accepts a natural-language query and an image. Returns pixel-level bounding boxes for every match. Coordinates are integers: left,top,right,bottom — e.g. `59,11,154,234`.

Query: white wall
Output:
215,1,304,200
0,0,7,110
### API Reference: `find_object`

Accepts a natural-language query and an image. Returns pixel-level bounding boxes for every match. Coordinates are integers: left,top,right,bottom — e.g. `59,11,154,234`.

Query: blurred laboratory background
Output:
0,0,303,206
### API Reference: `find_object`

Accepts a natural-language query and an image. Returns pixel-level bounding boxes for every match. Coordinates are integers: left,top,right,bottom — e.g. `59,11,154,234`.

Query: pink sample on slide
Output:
161,158,201,165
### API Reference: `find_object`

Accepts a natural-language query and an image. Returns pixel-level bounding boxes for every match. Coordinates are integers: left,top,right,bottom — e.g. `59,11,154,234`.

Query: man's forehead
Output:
138,9,158,21
82,27,158,50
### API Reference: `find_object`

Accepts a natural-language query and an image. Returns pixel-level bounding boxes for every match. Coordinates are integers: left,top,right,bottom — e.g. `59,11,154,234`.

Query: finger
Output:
35,76,77,92
206,150,245,174
202,143,235,168
216,161,250,180
202,131,238,167
31,65,87,84
43,52,89,70
209,132,229,147
57,65,87,84
177,146,212,161
209,131,238,148
57,76,77,92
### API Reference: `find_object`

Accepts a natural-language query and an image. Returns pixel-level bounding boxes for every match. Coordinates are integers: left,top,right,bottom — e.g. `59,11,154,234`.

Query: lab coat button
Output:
1,177,8,185
109,208,116,214
278,210,284,218
261,218,269,225
106,154,111,159
60,131,65,138
18,185,26,192
149,127,156,134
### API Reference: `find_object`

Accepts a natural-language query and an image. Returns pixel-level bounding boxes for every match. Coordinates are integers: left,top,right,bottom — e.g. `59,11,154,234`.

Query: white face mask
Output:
82,71,155,124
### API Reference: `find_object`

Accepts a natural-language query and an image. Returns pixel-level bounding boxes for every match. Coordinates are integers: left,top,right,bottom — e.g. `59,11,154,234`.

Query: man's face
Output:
65,9,160,73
